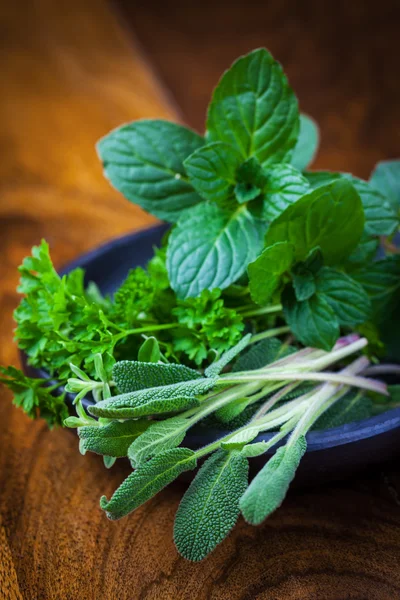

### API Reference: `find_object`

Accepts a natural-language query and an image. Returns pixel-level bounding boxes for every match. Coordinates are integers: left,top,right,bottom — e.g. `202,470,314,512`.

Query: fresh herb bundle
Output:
2,48,400,562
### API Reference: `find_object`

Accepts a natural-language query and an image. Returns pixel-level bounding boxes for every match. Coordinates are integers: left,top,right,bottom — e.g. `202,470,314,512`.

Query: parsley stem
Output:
112,323,177,343
249,326,290,344
238,304,282,318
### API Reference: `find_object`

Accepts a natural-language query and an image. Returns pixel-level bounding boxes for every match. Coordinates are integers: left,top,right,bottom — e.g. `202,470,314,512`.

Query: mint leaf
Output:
100,448,197,520
345,234,379,270
167,202,265,299
352,256,400,323
370,159,400,213
207,49,299,167
204,333,251,377
112,361,201,394
305,172,398,236
89,378,216,419
250,164,309,222
315,267,371,326
174,450,249,561
292,264,316,302
184,142,242,207
138,337,161,363
282,284,339,350
128,416,189,466
78,420,151,458
240,437,306,525
97,120,204,222
291,114,319,171
248,241,294,305
265,180,364,265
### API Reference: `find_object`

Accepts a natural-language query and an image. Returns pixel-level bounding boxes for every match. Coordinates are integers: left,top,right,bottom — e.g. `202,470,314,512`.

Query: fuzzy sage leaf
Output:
112,361,201,394
78,420,151,458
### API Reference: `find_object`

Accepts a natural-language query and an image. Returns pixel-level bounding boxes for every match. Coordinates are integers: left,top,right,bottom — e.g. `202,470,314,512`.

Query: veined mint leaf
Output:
292,264,316,302
352,256,400,323
345,234,379,270
97,120,204,222
265,180,364,265
167,202,265,299
128,416,189,466
207,49,299,167
248,241,294,305
78,420,151,458
240,437,306,525
89,378,216,419
257,164,310,222
112,361,201,394
305,172,398,236
205,333,251,377
291,114,319,171
315,267,371,326
138,337,161,363
184,142,242,207
174,450,249,561
100,448,197,520
370,159,400,213
282,284,339,350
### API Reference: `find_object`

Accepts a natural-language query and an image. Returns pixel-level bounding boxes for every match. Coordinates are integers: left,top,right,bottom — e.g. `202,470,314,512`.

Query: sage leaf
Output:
128,416,189,466
184,141,242,206
265,180,364,265
257,164,310,222
315,267,371,326
221,427,260,450
89,378,217,419
101,448,197,520
97,120,204,222
370,159,400,213
215,397,251,423
167,202,265,299
313,392,372,430
174,450,249,561
248,241,294,305
241,441,271,458
205,333,251,377
138,337,161,363
233,337,293,372
113,361,201,394
240,437,307,525
78,419,151,457
291,114,319,171
207,49,299,167
282,284,339,350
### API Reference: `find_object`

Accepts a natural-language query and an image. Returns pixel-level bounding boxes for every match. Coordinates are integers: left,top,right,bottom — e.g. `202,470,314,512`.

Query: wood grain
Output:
1,0,400,598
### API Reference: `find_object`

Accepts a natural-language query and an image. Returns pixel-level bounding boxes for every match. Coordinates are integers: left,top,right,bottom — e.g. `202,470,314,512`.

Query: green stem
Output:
239,304,282,318
249,326,290,344
112,323,177,344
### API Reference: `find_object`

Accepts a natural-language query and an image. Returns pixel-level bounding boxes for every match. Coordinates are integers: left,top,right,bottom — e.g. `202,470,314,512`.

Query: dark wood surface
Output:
1,1,400,598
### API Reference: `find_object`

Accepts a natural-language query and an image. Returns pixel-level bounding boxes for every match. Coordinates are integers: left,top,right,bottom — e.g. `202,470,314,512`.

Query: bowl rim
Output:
24,224,400,453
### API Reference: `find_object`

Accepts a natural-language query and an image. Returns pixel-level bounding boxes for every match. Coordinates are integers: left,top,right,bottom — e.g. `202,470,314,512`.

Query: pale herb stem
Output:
249,326,291,344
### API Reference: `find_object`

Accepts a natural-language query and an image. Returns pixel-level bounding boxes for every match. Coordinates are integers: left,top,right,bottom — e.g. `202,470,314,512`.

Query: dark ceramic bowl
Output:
21,225,400,485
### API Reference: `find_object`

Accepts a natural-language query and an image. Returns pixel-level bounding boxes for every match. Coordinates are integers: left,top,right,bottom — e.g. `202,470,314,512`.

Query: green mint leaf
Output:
97,120,204,222
0,366,68,428
292,265,316,302
254,164,310,222
305,172,398,236
184,141,242,207
315,267,371,326
234,182,261,204
138,337,161,363
370,159,400,213
265,180,364,265
174,450,249,561
112,361,201,394
248,241,294,305
313,392,372,430
352,256,400,323
345,234,379,270
78,420,151,458
282,284,339,350
204,333,251,377
206,48,299,167
291,114,319,171
89,378,216,419
128,416,189,466
236,157,267,188
240,437,307,525
100,448,197,520
167,202,265,299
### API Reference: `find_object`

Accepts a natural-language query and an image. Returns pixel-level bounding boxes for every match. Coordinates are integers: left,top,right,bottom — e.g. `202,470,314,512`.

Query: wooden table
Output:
1,1,400,598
